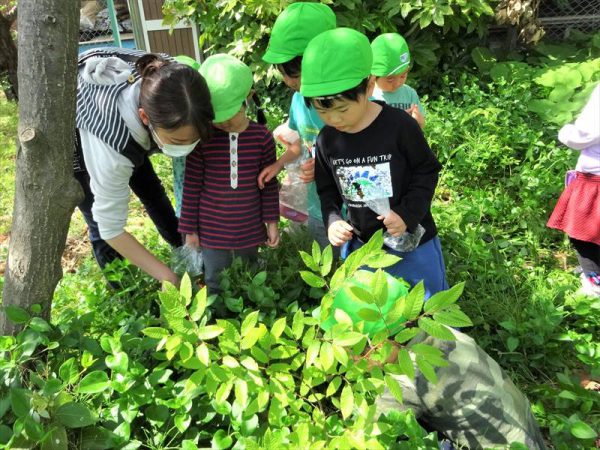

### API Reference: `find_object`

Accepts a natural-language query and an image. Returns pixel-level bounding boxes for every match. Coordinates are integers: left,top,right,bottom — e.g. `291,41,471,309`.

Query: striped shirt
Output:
178,122,279,249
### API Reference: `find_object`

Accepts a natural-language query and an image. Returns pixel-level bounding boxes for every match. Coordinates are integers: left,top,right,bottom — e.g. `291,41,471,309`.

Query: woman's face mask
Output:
149,124,200,158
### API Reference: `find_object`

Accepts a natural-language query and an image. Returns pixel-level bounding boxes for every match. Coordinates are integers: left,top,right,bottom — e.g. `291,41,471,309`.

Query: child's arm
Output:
559,84,600,150
259,129,281,235
257,139,302,188
406,104,426,129
391,118,442,230
178,147,203,239
314,136,352,246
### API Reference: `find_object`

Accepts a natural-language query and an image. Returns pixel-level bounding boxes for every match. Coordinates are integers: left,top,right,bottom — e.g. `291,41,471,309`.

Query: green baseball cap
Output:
300,28,372,98
199,54,253,123
263,2,336,64
174,54,200,71
371,33,411,77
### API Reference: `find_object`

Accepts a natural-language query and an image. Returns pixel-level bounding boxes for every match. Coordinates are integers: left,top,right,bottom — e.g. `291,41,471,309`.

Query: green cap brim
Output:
300,76,366,98
262,48,299,64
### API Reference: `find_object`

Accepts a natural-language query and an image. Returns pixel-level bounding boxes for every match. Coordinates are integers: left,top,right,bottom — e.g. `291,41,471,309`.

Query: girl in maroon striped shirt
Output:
178,54,280,292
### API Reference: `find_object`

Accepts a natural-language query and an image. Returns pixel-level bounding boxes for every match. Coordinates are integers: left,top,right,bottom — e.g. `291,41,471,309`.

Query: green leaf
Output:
252,271,267,286
570,420,597,439
235,379,249,408
403,282,425,320
180,273,193,305
196,343,210,366
333,332,364,347
271,318,286,339
181,440,200,450
306,341,321,368
347,285,375,304
416,356,438,384
175,414,191,433
300,271,326,288
332,344,348,366
418,317,455,341
105,351,129,373
189,288,207,321
423,283,465,314
241,311,259,336
212,429,233,449
145,405,169,424
78,371,110,394
59,357,79,385
506,337,519,352
340,384,354,419
357,308,381,322
55,402,97,428
367,253,401,268
10,388,31,418
397,348,415,380
372,270,388,308
320,341,335,371
432,309,473,328
142,327,170,339
299,251,319,272
240,327,263,350
394,328,421,344
311,240,322,265
320,245,333,276
197,325,224,340
326,376,342,397
292,309,304,339
29,317,51,333
385,374,404,403
41,425,68,450
179,342,194,362
5,305,30,324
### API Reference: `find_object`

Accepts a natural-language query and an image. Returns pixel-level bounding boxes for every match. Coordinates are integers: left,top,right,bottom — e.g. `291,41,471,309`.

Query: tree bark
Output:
0,6,18,100
1,0,82,335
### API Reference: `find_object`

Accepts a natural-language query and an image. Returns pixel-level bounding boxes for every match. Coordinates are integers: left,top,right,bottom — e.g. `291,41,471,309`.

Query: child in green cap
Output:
371,33,425,129
301,28,448,299
178,54,280,293
259,2,337,252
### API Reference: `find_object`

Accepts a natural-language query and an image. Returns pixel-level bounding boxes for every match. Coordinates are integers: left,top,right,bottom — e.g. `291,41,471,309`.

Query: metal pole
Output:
106,0,123,47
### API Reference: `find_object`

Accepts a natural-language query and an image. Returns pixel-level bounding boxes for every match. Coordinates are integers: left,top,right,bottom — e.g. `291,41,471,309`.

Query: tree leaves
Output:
55,402,97,428
78,371,110,394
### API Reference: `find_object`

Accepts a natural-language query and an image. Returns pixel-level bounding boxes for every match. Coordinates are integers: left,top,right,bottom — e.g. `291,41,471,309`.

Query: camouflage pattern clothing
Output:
376,329,547,449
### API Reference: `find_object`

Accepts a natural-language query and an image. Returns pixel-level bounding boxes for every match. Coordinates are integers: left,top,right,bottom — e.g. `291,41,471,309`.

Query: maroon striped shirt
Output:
178,122,279,249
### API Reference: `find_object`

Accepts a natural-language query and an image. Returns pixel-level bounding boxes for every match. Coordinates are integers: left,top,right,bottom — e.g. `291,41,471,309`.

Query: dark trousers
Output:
74,154,182,269
570,237,600,274
201,246,259,294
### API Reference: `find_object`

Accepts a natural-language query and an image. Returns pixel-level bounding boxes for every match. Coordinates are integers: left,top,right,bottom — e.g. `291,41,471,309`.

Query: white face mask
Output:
149,124,200,158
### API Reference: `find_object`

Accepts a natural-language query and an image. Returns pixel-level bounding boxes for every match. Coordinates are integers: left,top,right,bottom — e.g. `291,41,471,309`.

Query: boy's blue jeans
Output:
341,235,449,300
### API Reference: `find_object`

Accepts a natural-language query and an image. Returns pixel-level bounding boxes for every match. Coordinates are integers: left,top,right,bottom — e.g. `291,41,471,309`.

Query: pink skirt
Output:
547,172,600,245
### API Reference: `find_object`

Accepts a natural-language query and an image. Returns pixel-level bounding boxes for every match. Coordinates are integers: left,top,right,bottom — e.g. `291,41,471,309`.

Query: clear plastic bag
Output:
170,245,203,277
364,197,425,253
274,122,310,222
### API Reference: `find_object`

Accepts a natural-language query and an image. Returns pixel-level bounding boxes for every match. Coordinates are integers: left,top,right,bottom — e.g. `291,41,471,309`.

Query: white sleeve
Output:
80,129,134,240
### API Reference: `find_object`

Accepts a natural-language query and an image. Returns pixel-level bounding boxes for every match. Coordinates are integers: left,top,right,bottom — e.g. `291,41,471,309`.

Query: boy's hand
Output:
185,233,200,249
299,158,315,183
258,161,283,189
265,222,280,248
377,211,407,237
405,104,425,129
328,220,353,246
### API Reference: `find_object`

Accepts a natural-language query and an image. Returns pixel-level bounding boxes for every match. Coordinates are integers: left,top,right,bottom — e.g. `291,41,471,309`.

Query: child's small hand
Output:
265,222,280,248
185,233,200,249
299,158,315,183
377,211,407,237
328,220,353,246
258,161,283,189
405,104,425,129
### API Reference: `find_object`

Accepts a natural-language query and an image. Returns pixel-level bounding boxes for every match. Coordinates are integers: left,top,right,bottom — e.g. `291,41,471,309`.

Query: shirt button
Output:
231,161,237,167
231,173,237,179
231,135,237,141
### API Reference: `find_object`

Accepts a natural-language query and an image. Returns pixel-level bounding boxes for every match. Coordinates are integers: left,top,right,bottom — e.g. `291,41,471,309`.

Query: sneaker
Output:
579,272,600,297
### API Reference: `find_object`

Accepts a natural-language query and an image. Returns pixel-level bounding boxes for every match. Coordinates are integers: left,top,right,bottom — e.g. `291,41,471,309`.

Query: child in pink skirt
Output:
547,84,600,297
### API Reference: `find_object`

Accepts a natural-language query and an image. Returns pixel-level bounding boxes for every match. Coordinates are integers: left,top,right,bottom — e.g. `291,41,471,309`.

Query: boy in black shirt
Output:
301,28,448,298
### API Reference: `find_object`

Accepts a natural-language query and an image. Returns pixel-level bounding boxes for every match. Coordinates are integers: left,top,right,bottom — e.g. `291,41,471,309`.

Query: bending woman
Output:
74,48,213,285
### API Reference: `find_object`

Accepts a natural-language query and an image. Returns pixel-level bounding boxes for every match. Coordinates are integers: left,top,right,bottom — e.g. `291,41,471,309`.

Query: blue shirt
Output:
372,84,425,116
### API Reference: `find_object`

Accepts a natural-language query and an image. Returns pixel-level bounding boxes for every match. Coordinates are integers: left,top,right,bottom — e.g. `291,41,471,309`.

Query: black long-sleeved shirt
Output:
314,102,442,244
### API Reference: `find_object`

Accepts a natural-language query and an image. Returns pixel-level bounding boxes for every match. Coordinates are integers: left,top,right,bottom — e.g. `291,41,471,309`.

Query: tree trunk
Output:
1,0,82,335
0,8,18,101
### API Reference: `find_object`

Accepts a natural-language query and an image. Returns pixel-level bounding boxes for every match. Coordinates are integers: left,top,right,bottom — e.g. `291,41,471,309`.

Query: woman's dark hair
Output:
304,77,370,109
137,54,215,142
276,55,302,78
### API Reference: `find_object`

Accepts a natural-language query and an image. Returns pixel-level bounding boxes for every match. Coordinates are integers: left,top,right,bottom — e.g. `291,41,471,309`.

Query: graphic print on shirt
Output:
335,162,393,206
